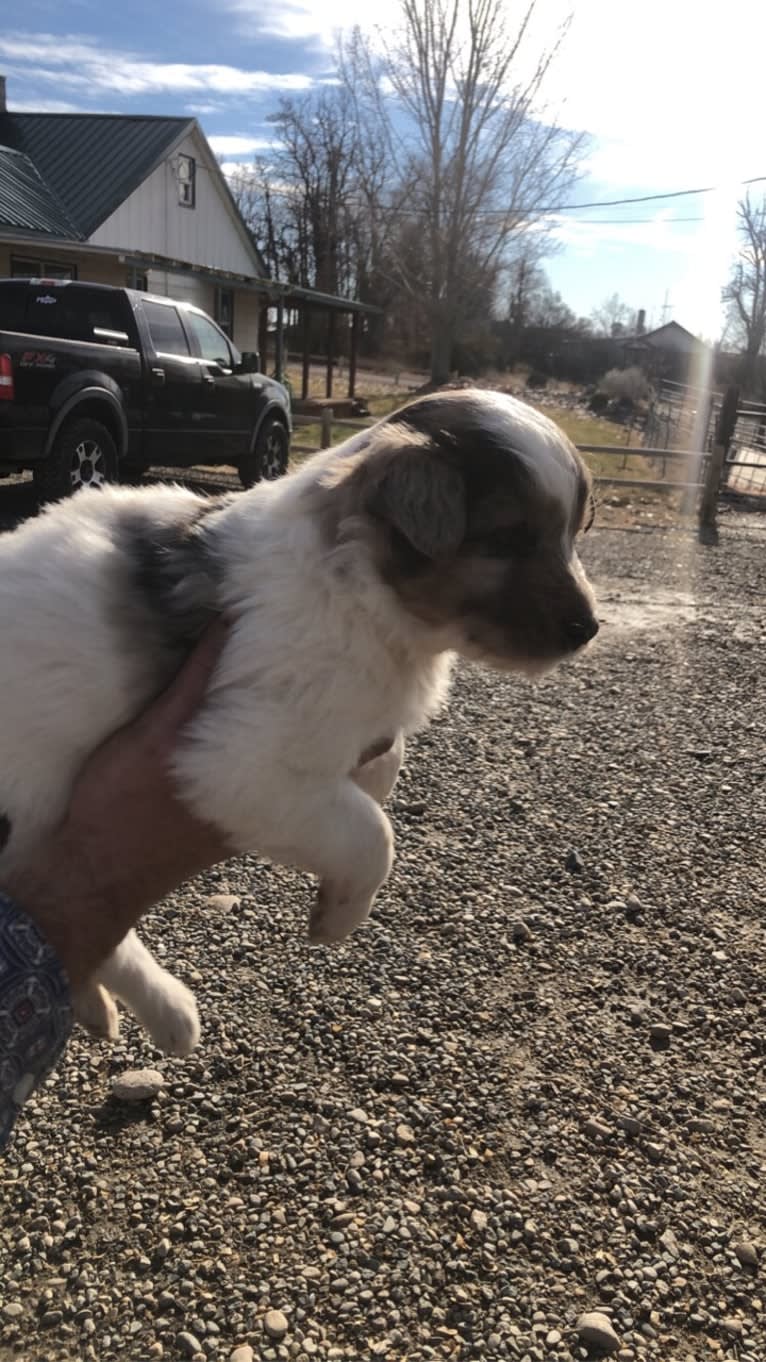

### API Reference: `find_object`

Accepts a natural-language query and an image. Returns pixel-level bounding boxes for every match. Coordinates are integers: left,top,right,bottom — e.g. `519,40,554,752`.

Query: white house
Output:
0,75,266,351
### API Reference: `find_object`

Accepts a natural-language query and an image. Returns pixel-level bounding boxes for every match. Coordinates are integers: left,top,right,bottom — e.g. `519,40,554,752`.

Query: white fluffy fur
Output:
0,390,589,1055
0,468,450,1053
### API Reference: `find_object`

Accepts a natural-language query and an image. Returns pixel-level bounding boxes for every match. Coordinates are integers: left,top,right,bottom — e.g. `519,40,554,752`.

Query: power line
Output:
539,174,766,214
227,166,766,218
567,215,705,225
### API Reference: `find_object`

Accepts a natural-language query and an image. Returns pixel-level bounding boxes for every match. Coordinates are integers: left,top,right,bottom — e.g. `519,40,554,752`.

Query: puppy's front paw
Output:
74,982,121,1041
309,883,374,945
141,976,201,1057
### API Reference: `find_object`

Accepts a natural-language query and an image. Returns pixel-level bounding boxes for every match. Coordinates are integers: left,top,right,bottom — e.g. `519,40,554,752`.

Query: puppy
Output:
0,389,597,1055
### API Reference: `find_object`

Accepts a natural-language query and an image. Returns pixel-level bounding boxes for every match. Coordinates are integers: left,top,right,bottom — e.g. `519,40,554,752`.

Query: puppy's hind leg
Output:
97,930,200,1057
352,732,404,807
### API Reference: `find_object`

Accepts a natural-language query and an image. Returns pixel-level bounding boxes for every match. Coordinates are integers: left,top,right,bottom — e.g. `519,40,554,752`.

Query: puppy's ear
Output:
369,444,466,560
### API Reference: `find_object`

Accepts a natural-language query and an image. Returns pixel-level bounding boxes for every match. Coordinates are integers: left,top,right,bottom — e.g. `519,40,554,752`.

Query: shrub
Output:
598,366,651,402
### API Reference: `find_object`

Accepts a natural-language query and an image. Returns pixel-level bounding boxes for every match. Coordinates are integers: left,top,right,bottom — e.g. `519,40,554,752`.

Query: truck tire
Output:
35,417,119,503
238,416,289,489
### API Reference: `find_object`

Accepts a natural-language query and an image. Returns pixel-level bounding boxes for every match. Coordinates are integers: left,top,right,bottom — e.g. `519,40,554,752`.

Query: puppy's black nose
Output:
564,616,599,649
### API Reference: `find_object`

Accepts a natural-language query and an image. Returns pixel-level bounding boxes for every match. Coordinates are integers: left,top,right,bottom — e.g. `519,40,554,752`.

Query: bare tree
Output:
722,194,766,394
340,0,586,383
590,292,634,338
229,88,363,299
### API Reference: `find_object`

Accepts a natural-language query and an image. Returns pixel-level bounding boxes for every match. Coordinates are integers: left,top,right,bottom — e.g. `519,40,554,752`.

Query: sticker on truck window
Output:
34,295,57,305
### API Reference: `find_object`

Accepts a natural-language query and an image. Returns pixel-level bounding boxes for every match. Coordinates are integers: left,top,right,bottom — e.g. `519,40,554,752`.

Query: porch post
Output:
326,309,336,399
348,310,359,399
258,304,269,375
275,295,285,383
301,307,311,400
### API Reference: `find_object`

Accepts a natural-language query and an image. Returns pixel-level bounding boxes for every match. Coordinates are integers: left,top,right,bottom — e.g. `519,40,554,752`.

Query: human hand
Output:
3,620,232,988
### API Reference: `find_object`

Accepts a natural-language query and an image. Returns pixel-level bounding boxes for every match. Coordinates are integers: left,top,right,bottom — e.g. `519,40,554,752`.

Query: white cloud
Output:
185,101,225,116
536,0,766,191
0,33,315,97
227,0,400,43
9,96,85,112
550,212,702,257
207,134,275,157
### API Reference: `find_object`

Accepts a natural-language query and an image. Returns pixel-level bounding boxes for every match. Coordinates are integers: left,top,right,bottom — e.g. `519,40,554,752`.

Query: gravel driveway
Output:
1,509,764,1362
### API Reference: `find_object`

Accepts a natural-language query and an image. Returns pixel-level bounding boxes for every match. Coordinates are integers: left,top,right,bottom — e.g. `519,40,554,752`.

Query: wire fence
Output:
645,380,766,499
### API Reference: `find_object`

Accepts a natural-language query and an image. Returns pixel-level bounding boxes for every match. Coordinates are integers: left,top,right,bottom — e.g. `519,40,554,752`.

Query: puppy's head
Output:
317,388,598,675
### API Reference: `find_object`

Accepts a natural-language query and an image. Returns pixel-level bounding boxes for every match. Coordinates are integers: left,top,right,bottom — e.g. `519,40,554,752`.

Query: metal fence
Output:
645,380,766,500
292,380,766,510
293,410,708,495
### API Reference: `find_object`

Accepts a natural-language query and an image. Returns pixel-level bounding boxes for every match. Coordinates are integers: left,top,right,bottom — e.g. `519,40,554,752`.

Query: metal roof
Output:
0,145,81,238
0,112,192,237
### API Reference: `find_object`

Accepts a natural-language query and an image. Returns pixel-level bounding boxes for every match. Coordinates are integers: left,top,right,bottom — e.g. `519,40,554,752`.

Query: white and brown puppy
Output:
0,389,597,1055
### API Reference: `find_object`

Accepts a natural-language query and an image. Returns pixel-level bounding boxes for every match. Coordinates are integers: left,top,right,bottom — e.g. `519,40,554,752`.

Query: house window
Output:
11,255,77,280
128,267,148,291
177,154,196,208
215,287,235,339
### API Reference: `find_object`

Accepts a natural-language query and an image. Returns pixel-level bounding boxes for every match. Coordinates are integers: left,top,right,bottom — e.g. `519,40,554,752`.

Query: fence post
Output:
698,385,739,529
320,407,334,450
698,441,727,528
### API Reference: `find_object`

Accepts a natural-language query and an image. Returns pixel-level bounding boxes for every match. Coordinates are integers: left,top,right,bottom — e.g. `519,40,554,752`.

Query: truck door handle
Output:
151,366,165,386
201,371,215,385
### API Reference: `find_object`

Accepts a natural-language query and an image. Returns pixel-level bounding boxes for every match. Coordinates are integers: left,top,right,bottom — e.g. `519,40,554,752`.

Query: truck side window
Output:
143,301,190,357
19,286,136,346
186,311,232,369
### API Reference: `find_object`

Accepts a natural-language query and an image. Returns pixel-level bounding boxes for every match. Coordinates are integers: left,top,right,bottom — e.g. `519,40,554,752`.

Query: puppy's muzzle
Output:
562,612,599,652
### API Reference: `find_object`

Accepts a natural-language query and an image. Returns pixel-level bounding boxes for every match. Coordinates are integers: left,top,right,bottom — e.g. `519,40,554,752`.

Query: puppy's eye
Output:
468,526,538,559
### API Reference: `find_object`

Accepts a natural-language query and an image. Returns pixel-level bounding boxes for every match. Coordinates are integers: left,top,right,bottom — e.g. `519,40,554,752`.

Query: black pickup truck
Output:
0,278,292,500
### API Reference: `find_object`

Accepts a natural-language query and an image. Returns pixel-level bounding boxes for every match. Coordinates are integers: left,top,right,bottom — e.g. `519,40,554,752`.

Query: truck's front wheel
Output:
238,417,289,488
35,417,119,503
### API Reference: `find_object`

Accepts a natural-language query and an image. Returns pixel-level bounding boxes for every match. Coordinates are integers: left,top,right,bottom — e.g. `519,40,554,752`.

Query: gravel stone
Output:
577,1311,621,1352
177,1332,203,1357
111,1068,165,1102
230,1348,254,1362
206,893,241,912
263,1310,289,1341
584,1118,613,1141
649,1022,672,1047
733,1241,759,1268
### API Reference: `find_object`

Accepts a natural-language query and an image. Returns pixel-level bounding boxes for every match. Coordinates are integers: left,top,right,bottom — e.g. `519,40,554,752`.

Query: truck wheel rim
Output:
70,439,107,489
262,431,284,479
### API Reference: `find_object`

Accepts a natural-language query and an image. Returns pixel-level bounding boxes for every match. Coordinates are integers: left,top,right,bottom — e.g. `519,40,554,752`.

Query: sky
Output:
2,0,764,341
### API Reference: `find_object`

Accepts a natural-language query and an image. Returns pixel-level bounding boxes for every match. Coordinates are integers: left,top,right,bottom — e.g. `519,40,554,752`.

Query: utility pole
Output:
660,290,672,325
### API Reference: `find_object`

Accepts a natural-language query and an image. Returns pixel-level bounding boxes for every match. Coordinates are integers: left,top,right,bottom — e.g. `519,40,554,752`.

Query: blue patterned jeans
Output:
0,891,73,1149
